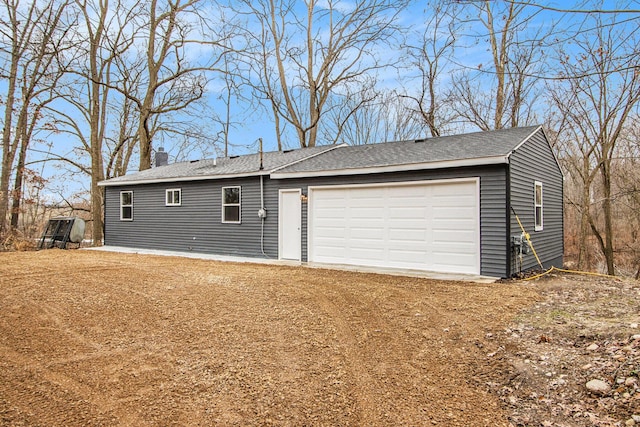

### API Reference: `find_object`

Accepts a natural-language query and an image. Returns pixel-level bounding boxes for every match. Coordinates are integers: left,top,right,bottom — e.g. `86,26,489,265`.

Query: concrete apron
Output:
85,246,498,284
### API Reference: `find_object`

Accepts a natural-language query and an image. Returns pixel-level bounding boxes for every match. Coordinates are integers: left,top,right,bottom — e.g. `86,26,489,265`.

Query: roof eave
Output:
98,145,344,187
270,155,510,180
97,170,269,187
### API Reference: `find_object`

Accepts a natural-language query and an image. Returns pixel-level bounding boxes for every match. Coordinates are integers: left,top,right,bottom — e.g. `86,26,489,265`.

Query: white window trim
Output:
120,190,133,221
222,186,241,224
165,188,182,206
534,181,543,231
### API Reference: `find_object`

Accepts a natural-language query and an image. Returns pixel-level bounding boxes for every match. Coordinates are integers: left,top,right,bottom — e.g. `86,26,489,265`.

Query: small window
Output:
222,186,241,223
166,188,181,206
534,181,543,231
120,191,133,221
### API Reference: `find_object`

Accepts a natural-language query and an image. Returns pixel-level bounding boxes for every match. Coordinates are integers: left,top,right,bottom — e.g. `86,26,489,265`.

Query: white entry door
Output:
279,189,302,261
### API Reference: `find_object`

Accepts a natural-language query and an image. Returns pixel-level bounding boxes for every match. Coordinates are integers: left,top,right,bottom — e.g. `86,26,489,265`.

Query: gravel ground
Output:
0,250,637,426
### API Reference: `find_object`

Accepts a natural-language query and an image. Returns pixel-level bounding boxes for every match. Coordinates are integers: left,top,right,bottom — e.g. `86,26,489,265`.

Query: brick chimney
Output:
155,147,168,167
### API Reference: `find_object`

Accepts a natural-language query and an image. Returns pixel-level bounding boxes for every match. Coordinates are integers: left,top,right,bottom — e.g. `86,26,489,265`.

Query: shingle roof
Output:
272,126,541,177
98,144,341,186
99,126,542,186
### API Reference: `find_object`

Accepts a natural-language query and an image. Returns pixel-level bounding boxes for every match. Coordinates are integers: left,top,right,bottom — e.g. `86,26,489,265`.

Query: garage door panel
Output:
433,215,474,226
350,247,385,261
314,243,347,257
350,196,382,206
351,208,385,220
433,230,475,243
389,229,428,242
433,250,477,264
309,179,479,274
314,228,346,239
433,205,474,217
389,254,427,266
389,246,428,260
315,207,346,218
388,218,429,228
388,206,427,219
351,228,384,240
432,222,476,234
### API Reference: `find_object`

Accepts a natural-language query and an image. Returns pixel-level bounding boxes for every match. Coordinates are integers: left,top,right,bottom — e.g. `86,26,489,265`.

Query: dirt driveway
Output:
0,250,536,426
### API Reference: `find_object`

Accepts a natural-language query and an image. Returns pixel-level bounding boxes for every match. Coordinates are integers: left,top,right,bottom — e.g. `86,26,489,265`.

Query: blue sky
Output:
7,0,640,201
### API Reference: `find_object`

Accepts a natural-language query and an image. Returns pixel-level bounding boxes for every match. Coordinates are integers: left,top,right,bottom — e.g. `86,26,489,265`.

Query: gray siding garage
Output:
100,126,563,278
268,165,508,277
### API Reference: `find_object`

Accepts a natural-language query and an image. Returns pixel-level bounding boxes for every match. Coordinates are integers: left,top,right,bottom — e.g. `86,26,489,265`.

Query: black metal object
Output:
39,217,78,249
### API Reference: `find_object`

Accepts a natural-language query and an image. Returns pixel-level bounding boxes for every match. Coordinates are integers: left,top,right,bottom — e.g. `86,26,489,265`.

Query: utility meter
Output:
258,208,267,219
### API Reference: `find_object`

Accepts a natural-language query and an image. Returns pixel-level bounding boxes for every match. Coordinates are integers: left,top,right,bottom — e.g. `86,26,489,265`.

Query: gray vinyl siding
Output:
509,129,564,275
105,166,509,277
272,165,509,278
104,176,279,258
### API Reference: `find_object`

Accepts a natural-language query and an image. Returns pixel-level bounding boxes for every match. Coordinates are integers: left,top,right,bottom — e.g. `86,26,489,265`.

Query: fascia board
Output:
97,170,269,187
270,155,509,180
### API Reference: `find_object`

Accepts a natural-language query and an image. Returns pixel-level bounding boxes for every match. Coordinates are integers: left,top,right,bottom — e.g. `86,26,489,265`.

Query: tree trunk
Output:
9,135,29,229
0,48,19,235
138,114,152,170
307,124,317,148
601,160,615,275
89,58,104,245
578,205,590,270
577,155,591,270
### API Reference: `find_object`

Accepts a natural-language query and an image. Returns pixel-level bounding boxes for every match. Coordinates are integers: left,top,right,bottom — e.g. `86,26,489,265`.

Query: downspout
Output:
260,174,268,257
258,138,269,258
102,187,107,246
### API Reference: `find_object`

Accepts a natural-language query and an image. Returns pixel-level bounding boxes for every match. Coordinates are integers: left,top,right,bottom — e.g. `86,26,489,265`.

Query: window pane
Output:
174,191,180,204
224,206,240,222
122,206,133,220
166,192,172,204
535,206,542,226
535,185,542,205
224,187,240,204
121,192,132,205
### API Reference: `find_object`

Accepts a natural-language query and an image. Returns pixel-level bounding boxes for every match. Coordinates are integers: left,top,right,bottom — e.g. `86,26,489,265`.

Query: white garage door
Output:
308,179,480,274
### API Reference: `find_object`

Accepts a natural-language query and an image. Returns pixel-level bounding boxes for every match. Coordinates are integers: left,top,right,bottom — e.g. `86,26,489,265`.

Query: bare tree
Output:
324,89,426,145
548,10,640,275
449,0,549,131
614,122,640,277
235,0,409,149
133,0,231,170
401,1,460,137
0,0,72,235
48,0,142,245
104,62,142,178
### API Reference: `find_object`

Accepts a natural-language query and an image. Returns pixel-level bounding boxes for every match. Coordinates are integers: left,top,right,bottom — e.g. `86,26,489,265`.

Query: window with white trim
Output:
120,191,133,221
222,186,241,223
534,181,543,231
165,188,181,206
